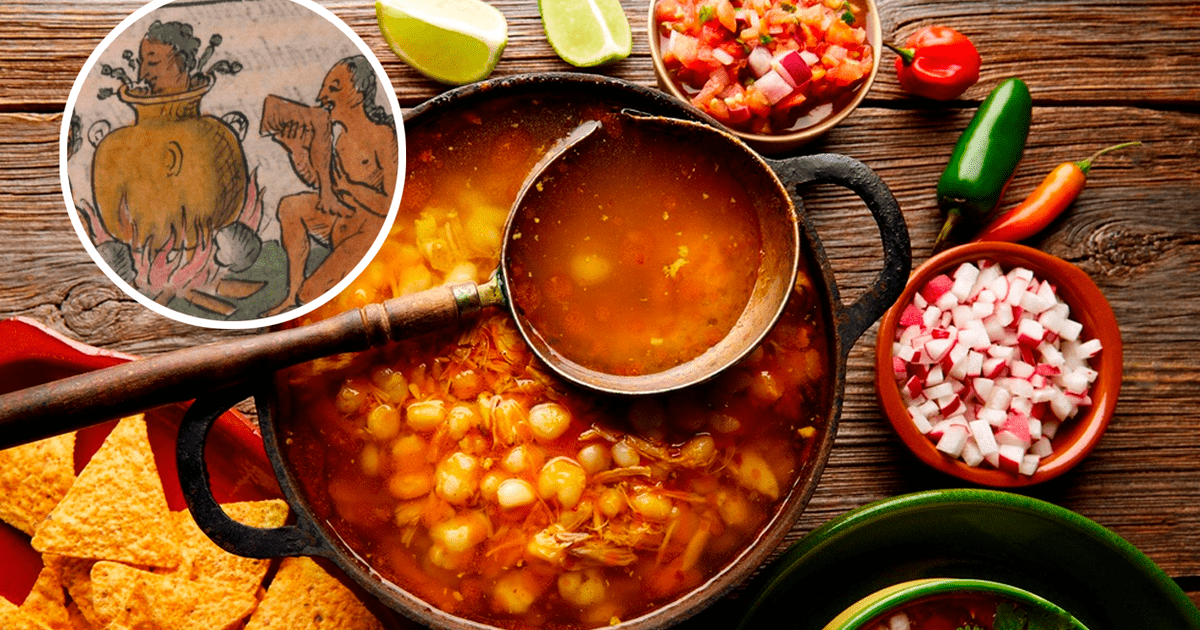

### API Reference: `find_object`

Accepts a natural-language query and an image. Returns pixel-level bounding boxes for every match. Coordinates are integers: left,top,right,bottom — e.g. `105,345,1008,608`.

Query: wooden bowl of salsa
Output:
176,73,909,630
648,0,881,153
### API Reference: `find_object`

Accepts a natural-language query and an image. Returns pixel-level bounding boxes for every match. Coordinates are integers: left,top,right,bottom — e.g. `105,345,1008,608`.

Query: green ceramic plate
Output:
737,489,1200,630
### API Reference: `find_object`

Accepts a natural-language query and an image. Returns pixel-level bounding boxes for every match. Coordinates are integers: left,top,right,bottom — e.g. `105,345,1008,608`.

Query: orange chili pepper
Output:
972,141,1141,243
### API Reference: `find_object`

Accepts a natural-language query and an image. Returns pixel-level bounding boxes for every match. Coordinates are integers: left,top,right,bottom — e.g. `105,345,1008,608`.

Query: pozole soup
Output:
277,90,832,630
506,115,764,376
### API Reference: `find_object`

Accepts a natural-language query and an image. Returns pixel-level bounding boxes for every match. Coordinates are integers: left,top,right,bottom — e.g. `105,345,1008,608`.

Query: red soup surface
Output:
505,118,763,376
277,92,832,630
865,593,1054,630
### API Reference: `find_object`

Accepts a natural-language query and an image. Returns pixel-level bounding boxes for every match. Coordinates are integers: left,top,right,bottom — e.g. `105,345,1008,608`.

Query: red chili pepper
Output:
885,26,981,101
973,142,1141,243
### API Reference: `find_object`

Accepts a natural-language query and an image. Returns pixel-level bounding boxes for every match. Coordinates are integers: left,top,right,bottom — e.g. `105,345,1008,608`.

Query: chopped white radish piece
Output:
888,612,912,630
892,259,1102,477
1019,453,1040,476
712,47,735,65
936,425,969,458
968,420,999,456
799,49,820,67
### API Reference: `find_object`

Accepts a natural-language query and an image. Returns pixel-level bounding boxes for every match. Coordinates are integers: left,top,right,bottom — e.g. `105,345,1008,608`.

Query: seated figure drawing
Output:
261,55,398,316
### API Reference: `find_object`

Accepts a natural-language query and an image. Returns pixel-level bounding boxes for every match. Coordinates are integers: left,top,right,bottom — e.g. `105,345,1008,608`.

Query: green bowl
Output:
823,578,1088,630
738,489,1200,630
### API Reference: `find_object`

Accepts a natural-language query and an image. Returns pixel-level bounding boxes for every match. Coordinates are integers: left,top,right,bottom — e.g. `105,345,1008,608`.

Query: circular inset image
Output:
61,0,405,328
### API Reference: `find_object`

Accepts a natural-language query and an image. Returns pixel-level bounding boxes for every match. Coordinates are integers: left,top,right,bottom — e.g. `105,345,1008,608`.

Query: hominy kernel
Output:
496,479,536,509
387,471,434,500
334,379,367,415
391,434,428,470
367,404,401,441
576,443,612,475
479,470,505,501
447,404,481,440
371,366,409,404
611,441,640,468
450,369,484,400
628,489,673,521
536,457,586,509
598,488,625,517
436,452,480,505
528,402,572,442
406,399,447,432
557,569,607,607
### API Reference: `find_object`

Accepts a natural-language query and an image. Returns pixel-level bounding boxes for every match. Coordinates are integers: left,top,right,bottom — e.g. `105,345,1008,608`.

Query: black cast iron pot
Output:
178,73,910,630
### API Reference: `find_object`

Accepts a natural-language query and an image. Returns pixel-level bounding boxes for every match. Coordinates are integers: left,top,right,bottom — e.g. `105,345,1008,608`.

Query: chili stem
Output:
1077,141,1141,175
883,41,915,65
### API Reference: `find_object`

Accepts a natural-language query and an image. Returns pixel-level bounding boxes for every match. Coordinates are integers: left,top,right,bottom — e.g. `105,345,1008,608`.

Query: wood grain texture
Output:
2,0,1199,611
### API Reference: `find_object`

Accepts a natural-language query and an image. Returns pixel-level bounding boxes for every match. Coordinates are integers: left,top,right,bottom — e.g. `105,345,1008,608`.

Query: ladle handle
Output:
768,153,911,359
0,282,485,450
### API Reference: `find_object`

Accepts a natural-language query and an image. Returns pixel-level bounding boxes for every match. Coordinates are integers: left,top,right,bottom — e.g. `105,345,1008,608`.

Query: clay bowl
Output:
874,242,1122,487
647,0,881,154
177,73,910,630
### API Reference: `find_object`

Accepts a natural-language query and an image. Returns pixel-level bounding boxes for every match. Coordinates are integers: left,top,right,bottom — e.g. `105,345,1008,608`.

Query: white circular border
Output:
60,0,406,330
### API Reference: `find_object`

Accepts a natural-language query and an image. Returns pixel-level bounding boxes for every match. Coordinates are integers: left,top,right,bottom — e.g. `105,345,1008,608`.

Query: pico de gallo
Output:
654,0,874,135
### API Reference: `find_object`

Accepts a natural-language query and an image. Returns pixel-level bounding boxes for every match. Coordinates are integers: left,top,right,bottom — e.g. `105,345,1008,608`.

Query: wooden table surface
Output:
3,0,1199,617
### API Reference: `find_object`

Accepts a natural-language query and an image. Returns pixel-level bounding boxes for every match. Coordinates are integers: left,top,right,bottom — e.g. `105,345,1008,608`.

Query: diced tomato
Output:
654,0,873,134
716,0,737,32
656,0,683,23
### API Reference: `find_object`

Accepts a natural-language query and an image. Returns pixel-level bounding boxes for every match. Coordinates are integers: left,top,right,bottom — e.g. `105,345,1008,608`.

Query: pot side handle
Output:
767,153,911,359
177,385,333,559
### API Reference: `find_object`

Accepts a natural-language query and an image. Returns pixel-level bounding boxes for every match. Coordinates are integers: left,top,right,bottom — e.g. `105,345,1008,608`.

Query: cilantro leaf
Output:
698,5,715,22
994,603,1028,630
956,625,984,630
842,10,855,24
759,33,774,45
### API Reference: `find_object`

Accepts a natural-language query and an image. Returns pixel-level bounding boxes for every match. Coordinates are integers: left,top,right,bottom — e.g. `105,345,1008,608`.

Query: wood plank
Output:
4,0,1199,108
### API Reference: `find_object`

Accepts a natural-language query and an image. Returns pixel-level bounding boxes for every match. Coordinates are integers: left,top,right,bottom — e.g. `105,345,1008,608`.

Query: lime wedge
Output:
375,0,507,85
539,0,632,67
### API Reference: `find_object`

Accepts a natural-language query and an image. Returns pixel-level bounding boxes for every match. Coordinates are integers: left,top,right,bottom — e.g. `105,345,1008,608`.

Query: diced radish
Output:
1076,338,1103,358
997,444,1025,473
923,382,955,401
1059,318,1084,342
892,356,908,380
1028,418,1043,441
1018,453,1040,476
922,306,941,329
799,49,820,67
891,259,1099,475
920,274,954,304
899,304,924,327
961,438,985,467
969,419,999,456
936,425,969,458
747,45,773,76
712,47,735,65
978,407,1007,427
924,338,955,363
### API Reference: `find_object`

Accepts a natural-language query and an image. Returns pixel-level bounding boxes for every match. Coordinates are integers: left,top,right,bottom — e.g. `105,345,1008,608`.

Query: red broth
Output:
277,92,832,630
865,593,1045,630
506,118,763,376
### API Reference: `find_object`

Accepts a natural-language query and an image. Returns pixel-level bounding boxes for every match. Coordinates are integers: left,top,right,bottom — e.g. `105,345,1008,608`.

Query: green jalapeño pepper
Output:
932,77,1033,252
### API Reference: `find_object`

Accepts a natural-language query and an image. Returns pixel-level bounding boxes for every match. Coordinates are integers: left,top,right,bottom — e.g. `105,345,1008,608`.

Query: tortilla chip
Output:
63,603,94,630
42,556,99,628
20,563,72,630
90,561,258,630
244,557,383,630
171,499,289,594
0,596,55,630
31,416,178,568
0,432,76,535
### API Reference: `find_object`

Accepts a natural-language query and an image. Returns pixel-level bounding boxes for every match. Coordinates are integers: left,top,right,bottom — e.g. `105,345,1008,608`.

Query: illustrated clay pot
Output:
91,80,248,252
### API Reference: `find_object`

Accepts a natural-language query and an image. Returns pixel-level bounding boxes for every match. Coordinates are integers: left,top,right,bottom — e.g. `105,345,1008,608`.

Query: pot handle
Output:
177,384,333,559
767,153,911,358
